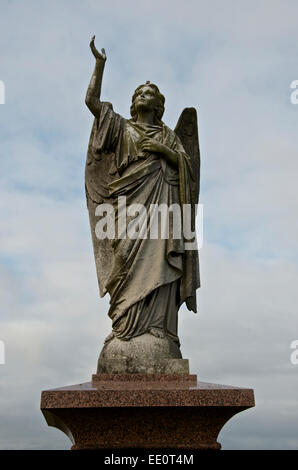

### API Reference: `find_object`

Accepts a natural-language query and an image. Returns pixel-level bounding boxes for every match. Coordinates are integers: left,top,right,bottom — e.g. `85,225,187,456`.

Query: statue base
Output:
97,333,187,374
40,374,255,450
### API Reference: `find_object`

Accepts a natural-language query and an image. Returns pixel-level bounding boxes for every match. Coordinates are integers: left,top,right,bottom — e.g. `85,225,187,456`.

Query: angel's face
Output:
134,86,158,114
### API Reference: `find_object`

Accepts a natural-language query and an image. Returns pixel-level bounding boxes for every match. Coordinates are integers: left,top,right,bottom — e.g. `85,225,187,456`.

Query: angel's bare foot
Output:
148,327,165,339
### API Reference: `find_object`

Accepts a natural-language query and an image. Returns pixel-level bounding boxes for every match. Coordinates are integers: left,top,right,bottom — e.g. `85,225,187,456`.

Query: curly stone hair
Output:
130,81,165,122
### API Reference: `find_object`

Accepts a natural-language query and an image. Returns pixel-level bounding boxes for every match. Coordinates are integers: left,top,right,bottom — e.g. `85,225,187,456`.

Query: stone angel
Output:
85,37,201,372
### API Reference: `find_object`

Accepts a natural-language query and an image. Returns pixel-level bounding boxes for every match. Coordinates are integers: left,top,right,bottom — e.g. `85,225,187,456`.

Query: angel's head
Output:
130,81,165,123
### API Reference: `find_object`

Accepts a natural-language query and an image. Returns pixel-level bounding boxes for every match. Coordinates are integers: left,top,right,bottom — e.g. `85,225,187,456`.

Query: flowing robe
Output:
85,103,200,344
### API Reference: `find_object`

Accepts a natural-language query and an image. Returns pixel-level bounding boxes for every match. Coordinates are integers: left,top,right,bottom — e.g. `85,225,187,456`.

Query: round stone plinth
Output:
97,333,188,374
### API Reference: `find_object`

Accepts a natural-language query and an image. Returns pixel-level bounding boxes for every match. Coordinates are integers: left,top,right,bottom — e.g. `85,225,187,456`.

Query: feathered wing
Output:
174,107,201,312
174,107,200,204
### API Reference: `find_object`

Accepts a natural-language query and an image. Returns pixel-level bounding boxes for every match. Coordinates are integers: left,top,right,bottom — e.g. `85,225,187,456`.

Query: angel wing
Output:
174,107,200,204
174,107,201,312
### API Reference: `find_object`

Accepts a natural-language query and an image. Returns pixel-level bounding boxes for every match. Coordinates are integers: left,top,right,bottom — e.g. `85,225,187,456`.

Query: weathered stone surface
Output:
97,333,189,374
85,39,201,350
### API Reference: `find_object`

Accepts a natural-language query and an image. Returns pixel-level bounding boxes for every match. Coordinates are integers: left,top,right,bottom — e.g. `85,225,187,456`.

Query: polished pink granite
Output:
41,374,254,450
92,373,198,386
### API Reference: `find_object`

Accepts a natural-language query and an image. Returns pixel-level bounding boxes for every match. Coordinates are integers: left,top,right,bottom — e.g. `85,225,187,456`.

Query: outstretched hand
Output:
90,35,106,62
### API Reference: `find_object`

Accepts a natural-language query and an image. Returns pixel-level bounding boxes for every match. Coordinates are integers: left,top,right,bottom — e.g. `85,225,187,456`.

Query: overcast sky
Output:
0,0,298,450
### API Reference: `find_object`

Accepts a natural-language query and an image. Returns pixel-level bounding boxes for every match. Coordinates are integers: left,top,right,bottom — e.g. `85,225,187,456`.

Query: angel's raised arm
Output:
85,36,107,118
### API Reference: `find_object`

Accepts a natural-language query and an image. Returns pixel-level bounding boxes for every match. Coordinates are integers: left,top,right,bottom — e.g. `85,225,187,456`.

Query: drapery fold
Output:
85,102,200,341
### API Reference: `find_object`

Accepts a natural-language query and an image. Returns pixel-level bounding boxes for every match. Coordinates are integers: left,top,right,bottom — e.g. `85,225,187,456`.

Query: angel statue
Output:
85,37,201,374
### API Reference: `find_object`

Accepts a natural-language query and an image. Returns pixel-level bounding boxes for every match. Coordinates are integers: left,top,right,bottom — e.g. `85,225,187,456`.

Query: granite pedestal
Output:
41,373,255,450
